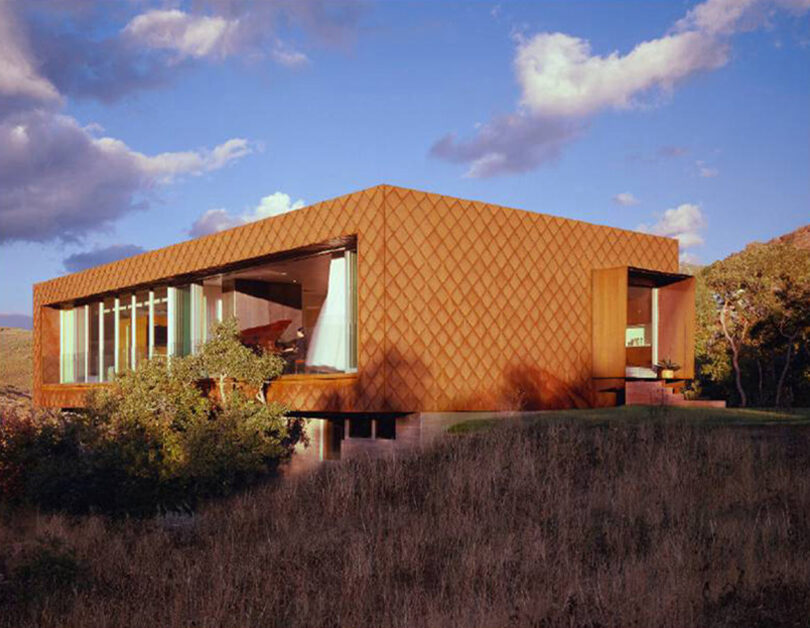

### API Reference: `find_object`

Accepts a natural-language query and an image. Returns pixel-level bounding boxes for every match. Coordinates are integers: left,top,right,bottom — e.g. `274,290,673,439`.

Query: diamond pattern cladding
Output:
34,185,678,411
34,186,387,411
382,187,678,411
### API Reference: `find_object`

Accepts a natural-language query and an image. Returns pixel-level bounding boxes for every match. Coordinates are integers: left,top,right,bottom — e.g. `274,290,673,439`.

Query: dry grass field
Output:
2,412,809,628
0,327,32,394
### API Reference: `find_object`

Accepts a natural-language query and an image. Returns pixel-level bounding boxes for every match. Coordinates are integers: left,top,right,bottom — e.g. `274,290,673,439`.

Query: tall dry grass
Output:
2,417,809,627
0,327,32,393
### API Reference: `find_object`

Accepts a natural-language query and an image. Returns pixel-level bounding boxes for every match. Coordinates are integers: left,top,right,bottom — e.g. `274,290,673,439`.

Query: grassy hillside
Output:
771,223,810,249
0,327,32,394
2,413,808,627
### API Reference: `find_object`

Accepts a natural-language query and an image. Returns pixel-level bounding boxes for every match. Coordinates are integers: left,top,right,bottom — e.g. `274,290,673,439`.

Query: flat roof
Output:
35,184,679,306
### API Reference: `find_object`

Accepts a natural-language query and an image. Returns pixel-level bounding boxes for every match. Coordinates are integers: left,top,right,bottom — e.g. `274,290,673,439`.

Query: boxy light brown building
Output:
33,185,696,412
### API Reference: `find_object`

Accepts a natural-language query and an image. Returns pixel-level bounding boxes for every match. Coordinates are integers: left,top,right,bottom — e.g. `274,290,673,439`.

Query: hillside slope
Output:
0,327,32,393
771,224,810,249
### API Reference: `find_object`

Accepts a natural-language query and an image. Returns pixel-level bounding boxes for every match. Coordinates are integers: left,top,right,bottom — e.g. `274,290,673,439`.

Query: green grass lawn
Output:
447,405,810,434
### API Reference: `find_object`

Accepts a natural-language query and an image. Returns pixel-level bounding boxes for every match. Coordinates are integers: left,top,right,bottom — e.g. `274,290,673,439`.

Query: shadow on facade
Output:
450,364,596,412
266,346,431,414
271,349,608,413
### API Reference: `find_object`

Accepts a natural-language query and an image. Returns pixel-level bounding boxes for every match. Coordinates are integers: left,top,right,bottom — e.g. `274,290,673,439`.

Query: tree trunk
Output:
756,359,764,406
256,383,266,405
219,375,228,406
720,302,747,407
775,336,795,407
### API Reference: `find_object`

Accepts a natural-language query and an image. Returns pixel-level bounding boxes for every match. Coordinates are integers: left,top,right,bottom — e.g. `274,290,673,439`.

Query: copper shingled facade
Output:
33,185,680,412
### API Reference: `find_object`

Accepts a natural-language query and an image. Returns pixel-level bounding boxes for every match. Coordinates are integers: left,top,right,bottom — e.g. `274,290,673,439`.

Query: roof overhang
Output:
628,266,692,288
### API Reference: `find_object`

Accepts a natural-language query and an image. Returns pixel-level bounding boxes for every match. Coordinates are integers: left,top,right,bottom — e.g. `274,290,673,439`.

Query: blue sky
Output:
1,0,809,318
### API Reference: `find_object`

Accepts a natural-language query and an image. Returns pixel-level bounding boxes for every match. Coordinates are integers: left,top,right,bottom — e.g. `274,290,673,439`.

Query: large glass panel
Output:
102,297,115,381
74,306,87,383
307,253,350,372
626,285,653,369
58,307,88,384
59,308,75,384
346,250,358,371
87,302,100,382
133,290,150,367
221,244,358,375
172,285,192,356
203,278,224,342
152,287,168,357
118,294,132,370
626,286,652,347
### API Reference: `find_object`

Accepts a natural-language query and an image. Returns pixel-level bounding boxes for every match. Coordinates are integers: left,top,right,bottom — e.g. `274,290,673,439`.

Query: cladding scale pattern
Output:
34,185,678,411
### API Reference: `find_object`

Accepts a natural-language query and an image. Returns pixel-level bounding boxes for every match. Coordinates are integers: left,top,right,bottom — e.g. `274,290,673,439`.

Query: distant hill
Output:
769,224,810,249
691,224,810,272
0,314,33,329
0,327,32,393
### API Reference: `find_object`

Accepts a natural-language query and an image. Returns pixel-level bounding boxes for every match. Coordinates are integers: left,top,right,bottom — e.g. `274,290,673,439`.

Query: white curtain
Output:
306,255,348,371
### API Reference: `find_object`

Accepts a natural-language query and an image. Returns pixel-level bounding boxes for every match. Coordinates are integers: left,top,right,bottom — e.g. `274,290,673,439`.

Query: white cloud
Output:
123,10,241,60
613,192,640,206
189,192,306,237
63,244,147,273
679,250,702,265
430,113,582,178
637,203,707,250
432,0,810,177
271,42,310,68
675,0,763,35
0,1,259,244
515,31,729,118
188,209,243,238
125,137,254,183
122,4,351,67
0,110,254,243
695,160,720,178
0,2,61,108
674,0,810,36
251,192,306,219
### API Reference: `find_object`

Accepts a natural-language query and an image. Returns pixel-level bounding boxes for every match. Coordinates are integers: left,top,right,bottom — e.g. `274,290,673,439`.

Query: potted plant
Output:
656,359,680,380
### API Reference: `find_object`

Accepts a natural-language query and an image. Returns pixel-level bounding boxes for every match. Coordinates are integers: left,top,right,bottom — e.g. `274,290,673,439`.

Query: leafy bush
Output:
0,321,302,516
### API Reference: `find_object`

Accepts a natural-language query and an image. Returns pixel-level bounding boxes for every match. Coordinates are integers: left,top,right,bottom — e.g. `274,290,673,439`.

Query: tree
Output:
699,242,810,407
748,247,810,405
692,270,733,401
2,320,300,516
197,318,285,405
702,253,761,406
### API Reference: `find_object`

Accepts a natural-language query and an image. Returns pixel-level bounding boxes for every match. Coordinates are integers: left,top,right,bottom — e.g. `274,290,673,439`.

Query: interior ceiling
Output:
210,251,332,293
628,267,690,288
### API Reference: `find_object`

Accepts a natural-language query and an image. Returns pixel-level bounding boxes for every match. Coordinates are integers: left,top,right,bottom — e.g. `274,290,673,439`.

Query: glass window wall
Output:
88,303,100,382
102,298,116,382
118,295,133,371
170,285,192,356
54,240,359,382
133,291,150,367
59,308,75,383
626,284,658,371
225,246,358,375
153,287,168,357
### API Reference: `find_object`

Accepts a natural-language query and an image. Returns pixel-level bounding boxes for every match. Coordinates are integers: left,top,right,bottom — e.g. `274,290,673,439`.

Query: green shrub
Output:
0,321,302,516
